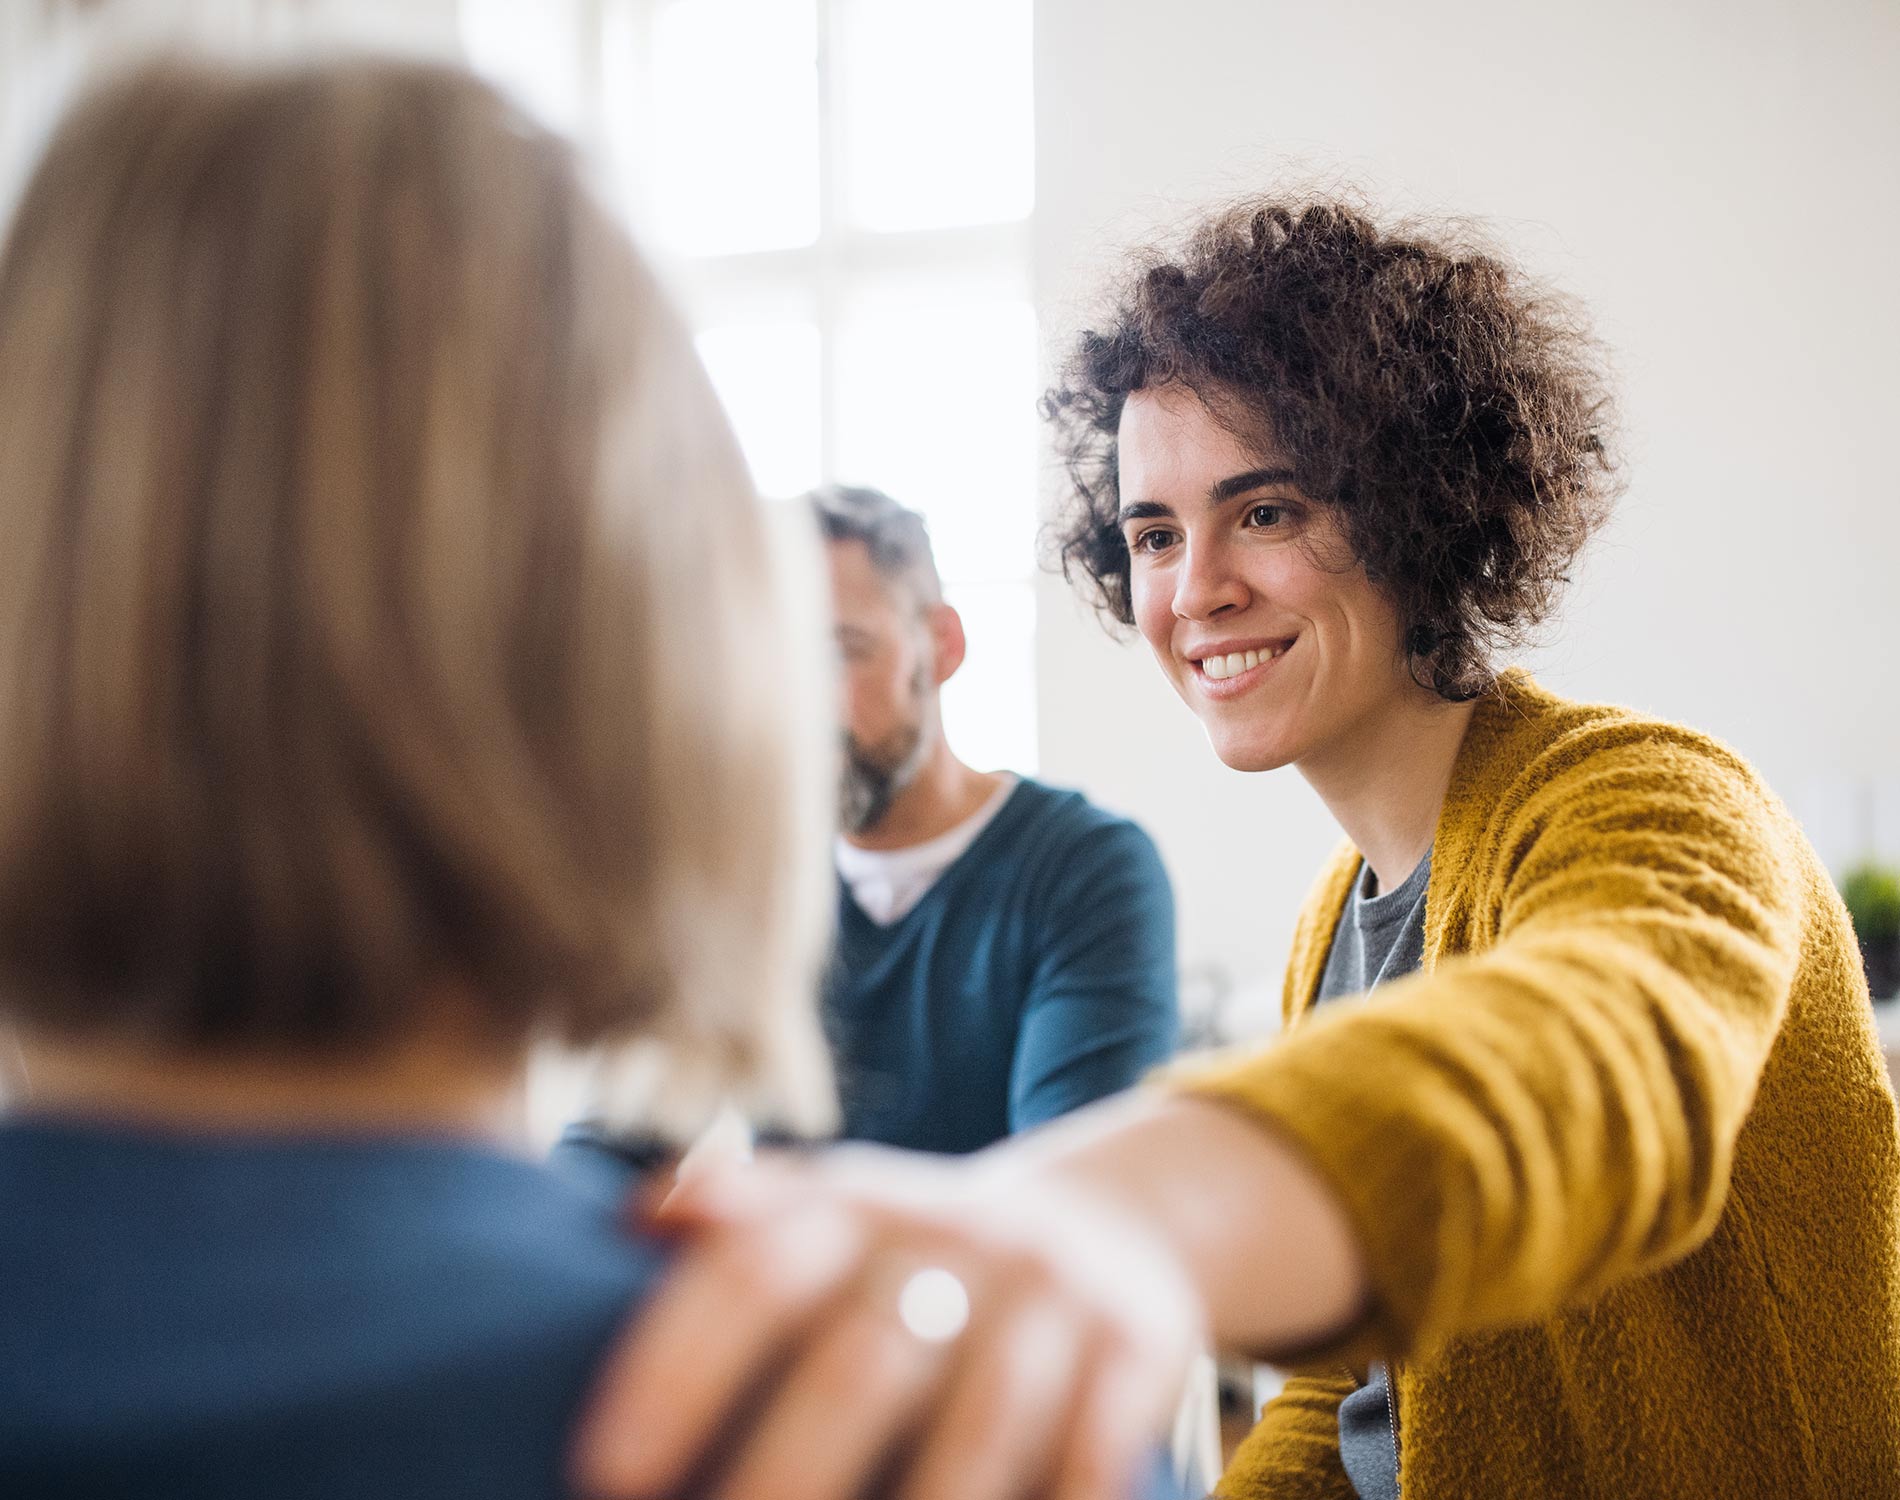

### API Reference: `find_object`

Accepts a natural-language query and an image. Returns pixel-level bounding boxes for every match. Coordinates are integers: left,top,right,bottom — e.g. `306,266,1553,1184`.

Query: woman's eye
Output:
1129,528,1176,554
1246,503,1284,528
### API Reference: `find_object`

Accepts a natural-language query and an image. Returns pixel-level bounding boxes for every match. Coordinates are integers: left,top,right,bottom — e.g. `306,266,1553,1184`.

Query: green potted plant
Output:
1842,862,1900,1002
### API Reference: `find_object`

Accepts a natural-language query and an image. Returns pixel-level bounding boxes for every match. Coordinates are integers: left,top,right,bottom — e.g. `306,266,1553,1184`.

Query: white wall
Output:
1032,0,1900,1029
1,1,463,202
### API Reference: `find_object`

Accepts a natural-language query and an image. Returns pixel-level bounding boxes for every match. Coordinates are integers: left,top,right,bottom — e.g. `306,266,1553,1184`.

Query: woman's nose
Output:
1172,540,1249,620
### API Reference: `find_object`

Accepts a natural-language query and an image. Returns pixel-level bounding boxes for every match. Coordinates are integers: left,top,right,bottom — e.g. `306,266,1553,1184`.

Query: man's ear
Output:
925,601,967,687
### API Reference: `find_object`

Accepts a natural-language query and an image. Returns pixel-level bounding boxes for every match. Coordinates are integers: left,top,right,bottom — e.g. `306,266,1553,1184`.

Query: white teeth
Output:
1199,647,1280,681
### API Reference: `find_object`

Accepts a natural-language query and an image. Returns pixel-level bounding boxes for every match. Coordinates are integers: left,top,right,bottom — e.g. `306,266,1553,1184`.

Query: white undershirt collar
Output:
834,774,1020,926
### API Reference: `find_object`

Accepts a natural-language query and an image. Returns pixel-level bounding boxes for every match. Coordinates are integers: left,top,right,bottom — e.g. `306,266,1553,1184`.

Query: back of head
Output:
0,55,831,1128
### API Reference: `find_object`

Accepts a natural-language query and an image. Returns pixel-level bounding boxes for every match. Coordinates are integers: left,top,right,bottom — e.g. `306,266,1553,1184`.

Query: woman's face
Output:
1116,383,1417,774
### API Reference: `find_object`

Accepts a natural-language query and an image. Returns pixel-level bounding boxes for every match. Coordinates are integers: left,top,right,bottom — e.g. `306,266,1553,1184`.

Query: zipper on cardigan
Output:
1384,1361,1402,1496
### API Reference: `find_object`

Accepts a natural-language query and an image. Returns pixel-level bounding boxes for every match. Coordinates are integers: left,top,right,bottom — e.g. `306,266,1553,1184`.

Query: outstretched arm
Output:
1174,724,1810,1363
571,1089,1366,1500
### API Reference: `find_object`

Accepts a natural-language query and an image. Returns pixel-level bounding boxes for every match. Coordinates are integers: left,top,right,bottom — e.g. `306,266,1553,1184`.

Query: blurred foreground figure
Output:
576,202,1900,1500
812,483,1177,1152
0,53,849,1499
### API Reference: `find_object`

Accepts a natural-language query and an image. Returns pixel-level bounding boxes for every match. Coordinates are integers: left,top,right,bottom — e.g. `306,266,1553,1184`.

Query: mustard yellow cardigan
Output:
1176,672,1900,1499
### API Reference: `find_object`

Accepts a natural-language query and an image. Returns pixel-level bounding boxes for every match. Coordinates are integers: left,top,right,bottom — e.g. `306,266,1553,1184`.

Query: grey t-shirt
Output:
1312,847,1432,1500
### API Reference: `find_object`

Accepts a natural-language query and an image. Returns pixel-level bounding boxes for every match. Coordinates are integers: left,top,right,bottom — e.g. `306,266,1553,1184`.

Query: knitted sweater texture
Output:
1182,673,1900,1499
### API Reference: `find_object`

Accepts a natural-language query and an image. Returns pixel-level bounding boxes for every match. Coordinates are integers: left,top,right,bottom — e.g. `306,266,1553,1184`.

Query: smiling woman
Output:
1045,199,1617,703
572,193,1900,1500
1113,383,1422,782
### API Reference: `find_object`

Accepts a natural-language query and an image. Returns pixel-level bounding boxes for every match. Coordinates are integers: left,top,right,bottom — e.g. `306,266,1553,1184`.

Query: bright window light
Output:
459,0,589,137
579,0,1038,767
942,582,1037,776
838,0,1034,233
694,321,824,499
649,0,821,255
832,287,1038,586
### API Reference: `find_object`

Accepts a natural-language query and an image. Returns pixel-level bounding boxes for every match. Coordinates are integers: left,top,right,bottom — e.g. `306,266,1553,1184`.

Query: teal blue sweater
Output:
0,1119,1189,1499
0,1119,660,1498
824,779,1177,1153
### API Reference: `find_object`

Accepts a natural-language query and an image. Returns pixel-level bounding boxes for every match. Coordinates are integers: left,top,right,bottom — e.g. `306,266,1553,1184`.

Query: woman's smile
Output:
1185,636,1296,696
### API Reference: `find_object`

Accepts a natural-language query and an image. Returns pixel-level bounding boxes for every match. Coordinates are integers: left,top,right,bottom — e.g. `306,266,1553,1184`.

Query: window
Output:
463,0,1039,774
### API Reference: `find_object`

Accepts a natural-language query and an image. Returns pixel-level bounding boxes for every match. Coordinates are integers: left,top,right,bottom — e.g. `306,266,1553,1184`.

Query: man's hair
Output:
1042,197,1621,700
807,483,944,608
0,56,833,1130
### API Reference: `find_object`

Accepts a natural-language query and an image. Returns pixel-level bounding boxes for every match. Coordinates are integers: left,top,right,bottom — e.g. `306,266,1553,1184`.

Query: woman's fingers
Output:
571,1191,867,1496
571,1145,1207,1500
1048,1332,1180,1500
710,1265,957,1500
896,1290,1084,1500
650,1152,811,1228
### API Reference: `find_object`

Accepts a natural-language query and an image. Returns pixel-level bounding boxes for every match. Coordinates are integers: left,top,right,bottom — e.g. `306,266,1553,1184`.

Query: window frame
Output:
470,0,1042,771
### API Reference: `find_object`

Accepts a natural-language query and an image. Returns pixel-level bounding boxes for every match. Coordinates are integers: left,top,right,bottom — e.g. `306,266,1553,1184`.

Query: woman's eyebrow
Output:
1118,467,1299,526
1116,499,1175,525
1209,467,1299,504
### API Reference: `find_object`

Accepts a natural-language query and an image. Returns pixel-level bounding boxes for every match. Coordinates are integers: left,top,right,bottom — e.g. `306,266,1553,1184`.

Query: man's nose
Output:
1172,540,1249,620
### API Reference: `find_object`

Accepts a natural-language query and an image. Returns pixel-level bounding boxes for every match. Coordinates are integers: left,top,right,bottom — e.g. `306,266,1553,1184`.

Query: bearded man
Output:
812,485,1178,1151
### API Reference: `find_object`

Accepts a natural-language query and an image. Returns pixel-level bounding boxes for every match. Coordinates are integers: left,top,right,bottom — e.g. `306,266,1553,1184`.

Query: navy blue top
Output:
0,1118,662,1500
2,1116,1189,1500
824,778,1178,1153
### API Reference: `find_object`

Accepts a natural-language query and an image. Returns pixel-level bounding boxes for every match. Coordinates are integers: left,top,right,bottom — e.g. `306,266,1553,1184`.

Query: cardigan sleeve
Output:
1213,1370,1361,1500
1169,720,1809,1364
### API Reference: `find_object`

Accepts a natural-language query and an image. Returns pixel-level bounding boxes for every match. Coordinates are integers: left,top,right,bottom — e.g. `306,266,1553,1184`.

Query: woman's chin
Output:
1202,725,1298,775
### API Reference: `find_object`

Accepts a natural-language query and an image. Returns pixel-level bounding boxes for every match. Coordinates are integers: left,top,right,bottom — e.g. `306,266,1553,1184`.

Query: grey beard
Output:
839,726,928,836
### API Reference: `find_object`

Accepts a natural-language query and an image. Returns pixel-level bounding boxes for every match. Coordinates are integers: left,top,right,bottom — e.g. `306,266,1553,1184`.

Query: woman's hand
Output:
570,1091,1368,1500
570,1140,1206,1500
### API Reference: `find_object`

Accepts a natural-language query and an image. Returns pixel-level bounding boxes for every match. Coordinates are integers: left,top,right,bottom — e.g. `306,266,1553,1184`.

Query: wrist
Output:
988,1089,1370,1356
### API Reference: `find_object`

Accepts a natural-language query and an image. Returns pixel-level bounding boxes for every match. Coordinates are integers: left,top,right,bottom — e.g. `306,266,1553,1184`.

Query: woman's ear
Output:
925,601,967,687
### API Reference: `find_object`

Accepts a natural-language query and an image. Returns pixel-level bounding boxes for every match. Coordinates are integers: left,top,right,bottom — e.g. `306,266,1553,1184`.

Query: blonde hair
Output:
0,55,834,1132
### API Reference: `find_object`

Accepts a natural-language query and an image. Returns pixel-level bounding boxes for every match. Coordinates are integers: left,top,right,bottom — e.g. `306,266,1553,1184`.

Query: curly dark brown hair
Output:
1042,197,1621,700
